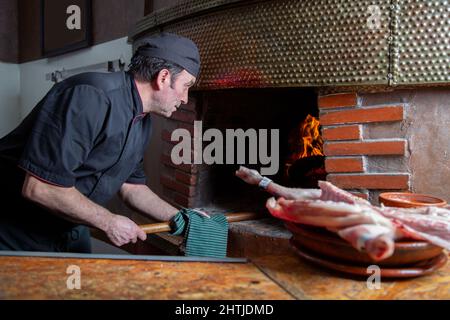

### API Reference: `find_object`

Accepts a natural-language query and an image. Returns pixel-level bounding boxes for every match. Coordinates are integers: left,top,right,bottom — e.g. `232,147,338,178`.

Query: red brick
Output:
174,193,195,208
324,140,405,156
322,125,361,141
170,110,196,123
325,157,364,173
175,170,198,186
160,175,195,197
327,174,409,189
161,154,198,174
161,188,177,207
318,93,357,109
320,106,404,126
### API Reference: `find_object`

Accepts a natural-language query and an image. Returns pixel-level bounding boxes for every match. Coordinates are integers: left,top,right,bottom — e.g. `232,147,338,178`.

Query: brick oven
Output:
127,0,450,256
159,88,320,211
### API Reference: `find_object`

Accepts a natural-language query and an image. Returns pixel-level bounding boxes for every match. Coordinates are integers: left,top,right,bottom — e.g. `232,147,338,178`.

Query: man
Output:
0,33,203,253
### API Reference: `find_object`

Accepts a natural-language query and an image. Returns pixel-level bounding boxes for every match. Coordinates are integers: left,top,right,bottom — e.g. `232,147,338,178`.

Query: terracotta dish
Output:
290,239,448,278
379,192,447,208
285,222,443,267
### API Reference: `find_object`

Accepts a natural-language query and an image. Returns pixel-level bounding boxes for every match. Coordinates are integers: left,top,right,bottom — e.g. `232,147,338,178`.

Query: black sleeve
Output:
18,85,110,187
125,158,147,185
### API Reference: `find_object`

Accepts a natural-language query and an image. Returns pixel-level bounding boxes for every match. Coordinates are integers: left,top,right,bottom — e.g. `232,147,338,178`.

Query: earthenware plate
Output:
285,222,443,266
290,238,448,278
379,192,447,208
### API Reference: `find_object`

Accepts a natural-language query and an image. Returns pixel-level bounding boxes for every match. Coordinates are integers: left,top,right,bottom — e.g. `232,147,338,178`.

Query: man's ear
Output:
155,69,171,90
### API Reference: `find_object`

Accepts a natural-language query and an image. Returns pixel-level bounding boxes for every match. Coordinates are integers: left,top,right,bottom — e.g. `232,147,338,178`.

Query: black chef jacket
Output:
0,71,152,252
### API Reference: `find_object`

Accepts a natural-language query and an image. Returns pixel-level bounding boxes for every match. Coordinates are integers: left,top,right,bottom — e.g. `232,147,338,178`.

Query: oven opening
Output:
196,88,325,214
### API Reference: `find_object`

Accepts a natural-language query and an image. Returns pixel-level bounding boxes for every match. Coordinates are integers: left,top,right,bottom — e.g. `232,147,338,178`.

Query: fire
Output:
285,114,324,178
289,114,324,160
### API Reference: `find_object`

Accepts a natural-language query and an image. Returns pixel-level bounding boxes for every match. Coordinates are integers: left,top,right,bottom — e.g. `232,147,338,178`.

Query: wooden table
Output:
0,252,449,299
253,254,450,300
0,254,292,300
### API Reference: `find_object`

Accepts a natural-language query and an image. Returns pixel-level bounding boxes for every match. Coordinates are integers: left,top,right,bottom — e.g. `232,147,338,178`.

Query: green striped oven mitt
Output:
170,209,228,258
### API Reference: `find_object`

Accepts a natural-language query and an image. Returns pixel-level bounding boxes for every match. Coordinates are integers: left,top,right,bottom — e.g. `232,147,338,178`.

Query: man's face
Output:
151,70,196,118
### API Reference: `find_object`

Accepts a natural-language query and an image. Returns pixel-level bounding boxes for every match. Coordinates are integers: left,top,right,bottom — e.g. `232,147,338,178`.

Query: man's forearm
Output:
22,174,113,232
119,183,179,221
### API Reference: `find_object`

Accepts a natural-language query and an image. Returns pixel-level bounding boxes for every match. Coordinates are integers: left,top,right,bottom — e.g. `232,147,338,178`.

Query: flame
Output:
285,114,325,181
289,114,323,161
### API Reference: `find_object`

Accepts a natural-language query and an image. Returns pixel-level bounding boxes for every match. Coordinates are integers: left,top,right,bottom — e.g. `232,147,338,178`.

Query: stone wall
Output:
361,88,450,203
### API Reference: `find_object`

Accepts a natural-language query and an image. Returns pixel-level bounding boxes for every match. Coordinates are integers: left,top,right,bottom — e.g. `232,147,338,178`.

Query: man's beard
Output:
153,100,175,117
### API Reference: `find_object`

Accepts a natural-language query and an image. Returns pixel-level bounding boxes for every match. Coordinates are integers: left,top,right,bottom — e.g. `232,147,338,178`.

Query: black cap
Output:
135,32,201,77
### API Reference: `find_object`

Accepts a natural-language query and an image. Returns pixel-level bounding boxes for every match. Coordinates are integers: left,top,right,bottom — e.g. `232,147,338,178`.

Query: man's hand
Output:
235,166,263,186
104,214,147,246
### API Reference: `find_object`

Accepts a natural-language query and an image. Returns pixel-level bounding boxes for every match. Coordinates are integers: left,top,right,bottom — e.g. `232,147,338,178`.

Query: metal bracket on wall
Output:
45,58,126,83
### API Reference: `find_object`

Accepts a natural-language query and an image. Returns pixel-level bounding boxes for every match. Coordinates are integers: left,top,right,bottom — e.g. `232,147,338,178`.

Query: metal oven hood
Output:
129,0,449,89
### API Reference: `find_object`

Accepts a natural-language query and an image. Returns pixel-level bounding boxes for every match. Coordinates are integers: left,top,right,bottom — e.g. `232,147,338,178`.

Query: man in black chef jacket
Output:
0,33,202,253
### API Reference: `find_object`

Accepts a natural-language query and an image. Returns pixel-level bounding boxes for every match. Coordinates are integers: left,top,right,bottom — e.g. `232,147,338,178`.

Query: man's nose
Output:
180,92,188,105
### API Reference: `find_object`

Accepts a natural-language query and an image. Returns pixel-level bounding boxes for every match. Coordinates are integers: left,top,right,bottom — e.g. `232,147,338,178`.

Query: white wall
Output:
0,37,133,136
0,62,21,138
19,37,133,118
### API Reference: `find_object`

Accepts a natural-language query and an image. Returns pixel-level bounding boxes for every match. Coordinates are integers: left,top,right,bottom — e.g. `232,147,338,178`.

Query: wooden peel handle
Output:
139,223,172,234
139,212,259,234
